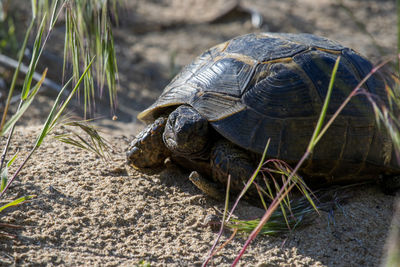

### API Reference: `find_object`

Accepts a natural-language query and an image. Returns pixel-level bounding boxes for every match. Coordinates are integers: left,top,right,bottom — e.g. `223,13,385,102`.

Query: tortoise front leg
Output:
189,171,224,200
187,140,262,199
210,139,261,196
127,117,171,168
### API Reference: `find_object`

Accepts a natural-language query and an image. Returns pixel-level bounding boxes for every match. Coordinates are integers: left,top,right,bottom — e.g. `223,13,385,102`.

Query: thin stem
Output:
307,56,341,152
0,3,63,181
231,151,311,266
0,18,35,173
0,19,35,131
313,59,390,146
202,140,269,266
0,100,23,175
0,147,35,199
202,175,231,267
0,223,23,229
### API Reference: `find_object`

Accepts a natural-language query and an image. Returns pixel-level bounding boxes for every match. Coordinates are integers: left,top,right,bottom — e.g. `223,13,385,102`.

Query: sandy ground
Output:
0,0,399,266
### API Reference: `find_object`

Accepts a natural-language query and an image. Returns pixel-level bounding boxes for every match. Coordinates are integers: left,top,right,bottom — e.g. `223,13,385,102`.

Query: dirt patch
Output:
0,0,398,266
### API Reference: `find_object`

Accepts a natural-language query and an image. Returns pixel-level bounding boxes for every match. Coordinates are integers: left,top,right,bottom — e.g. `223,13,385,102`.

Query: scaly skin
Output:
211,139,260,196
127,106,261,199
163,105,210,160
189,171,223,200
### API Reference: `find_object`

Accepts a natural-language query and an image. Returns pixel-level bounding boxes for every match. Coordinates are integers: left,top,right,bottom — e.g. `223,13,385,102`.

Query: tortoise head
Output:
126,117,171,168
163,105,210,160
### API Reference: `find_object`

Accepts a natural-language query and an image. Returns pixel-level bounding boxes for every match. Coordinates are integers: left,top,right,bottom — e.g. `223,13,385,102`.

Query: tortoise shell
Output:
138,32,397,180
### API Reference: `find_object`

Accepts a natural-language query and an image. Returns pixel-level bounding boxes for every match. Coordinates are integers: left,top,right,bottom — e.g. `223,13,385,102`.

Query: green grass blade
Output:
307,56,341,151
239,138,270,198
0,195,35,213
33,77,72,148
1,151,19,190
104,25,118,109
63,1,119,116
21,15,46,100
0,18,35,130
49,0,60,28
50,57,95,129
31,0,37,18
0,69,47,136
1,167,7,191
35,58,94,148
6,152,18,168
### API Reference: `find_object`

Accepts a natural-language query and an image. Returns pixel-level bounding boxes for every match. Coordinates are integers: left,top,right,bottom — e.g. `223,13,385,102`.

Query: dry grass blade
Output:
0,223,23,229
64,0,119,116
212,229,238,257
0,60,93,198
202,175,231,267
0,19,35,131
0,69,47,137
360,73,400,159
54,120,112,161
0,231,17,238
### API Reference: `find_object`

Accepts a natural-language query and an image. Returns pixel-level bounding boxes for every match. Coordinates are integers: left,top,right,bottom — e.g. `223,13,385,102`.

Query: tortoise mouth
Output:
163,133,210,160
162,105,211,160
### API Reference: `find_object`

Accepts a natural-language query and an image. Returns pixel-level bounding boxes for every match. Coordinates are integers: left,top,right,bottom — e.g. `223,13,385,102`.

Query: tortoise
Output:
127,32,399,198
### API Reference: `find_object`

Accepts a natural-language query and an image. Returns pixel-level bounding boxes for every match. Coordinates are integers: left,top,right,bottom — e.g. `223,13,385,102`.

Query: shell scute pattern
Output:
137,33,396,177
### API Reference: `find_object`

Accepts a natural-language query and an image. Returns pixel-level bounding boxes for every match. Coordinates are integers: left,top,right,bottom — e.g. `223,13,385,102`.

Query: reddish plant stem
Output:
0,148,35,199
202,175,231,267
0,223,23,229
231,151,310,266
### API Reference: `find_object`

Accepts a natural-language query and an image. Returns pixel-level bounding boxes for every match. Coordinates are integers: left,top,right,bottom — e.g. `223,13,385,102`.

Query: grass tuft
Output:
63,0,119,117
0,1,117,243
229,189,343,236
54,119,112,162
